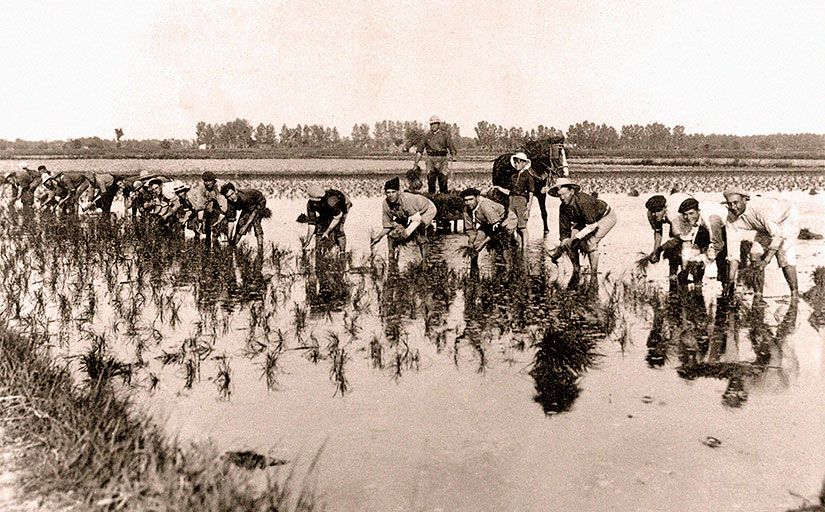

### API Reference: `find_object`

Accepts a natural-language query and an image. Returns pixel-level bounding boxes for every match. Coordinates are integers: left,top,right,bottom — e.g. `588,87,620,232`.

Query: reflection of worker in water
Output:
370,177,437,262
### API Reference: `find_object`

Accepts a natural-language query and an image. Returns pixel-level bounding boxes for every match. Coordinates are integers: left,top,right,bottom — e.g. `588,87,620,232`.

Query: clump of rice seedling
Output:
369,334,383,369
634,251,653,275
212,354,232,400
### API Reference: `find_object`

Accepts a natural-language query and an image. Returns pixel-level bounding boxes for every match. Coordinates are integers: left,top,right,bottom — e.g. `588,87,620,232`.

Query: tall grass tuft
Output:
0,327,322,511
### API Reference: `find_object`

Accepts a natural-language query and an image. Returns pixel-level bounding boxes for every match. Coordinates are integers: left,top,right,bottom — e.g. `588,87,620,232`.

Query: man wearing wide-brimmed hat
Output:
302,183,352,254
413,115,457,194
722,188,799,297
370,176,437,262
549,177,616,279
507,152,534,247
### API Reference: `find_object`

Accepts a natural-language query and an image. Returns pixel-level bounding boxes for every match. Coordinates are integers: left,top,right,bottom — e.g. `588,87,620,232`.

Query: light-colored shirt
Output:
726,197,797,260
382,192,437,228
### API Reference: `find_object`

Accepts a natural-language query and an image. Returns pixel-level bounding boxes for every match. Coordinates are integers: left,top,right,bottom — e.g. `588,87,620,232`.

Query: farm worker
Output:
413,115,457,194
507,152,534,248
41,172,91,214
528,158,551,234
723,189,799,298
82,173,120,213
460,187,517,260
220,182,271,255
5,162,43,209
673,197,729,287
120,179,154,218
549,177,617,278
370,177,437,262
145,177,176,219
643,192,694,282
188,171,228,244
302,184,352,254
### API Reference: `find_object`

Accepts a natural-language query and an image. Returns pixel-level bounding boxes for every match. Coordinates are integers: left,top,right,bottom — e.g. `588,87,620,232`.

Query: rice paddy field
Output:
2,158,825,511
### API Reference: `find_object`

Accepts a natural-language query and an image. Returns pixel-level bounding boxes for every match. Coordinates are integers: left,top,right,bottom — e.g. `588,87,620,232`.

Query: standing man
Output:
460,187,517,262
549,178,617,278
413,116,457,194
303,184,351,254
508,152,534,248
220,182,270,255
723,189,799,298
370,177,437,262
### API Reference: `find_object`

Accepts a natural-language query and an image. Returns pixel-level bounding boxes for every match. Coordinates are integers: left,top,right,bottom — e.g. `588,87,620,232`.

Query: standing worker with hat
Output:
722,189,799,298
507,152,534,248
549,177,617,279
370,177,437,263
413,116,457,194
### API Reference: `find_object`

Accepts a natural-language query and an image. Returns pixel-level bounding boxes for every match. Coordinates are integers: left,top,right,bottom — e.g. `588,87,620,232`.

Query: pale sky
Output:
1,0,824,141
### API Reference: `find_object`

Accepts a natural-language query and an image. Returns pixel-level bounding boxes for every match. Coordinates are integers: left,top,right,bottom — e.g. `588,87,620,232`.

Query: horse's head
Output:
523,137,568,178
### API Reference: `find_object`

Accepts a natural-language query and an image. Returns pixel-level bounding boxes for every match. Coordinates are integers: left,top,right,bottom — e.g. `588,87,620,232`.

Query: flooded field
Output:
2,160,825,511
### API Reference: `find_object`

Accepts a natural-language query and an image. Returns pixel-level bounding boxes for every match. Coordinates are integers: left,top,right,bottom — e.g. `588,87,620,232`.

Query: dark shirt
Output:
307,189,349,231
509,170,534,198
417,127,457,156
228,188,266,217
558,192,610,240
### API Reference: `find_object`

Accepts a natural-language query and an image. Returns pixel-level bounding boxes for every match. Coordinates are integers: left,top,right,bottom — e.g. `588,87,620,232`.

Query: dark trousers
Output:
427,171,448,194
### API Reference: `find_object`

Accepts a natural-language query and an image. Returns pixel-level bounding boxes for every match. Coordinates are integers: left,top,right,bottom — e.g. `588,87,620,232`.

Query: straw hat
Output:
429,115,442,124
722,188,750,203
548,177,581,197
307,184,325,200
510,152,532,171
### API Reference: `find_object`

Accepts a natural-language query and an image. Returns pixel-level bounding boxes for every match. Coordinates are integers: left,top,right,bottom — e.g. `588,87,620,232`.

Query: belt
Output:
427,150,448,156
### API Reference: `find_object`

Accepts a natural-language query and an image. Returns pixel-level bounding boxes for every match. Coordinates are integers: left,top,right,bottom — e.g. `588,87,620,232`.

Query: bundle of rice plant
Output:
634,252,653,274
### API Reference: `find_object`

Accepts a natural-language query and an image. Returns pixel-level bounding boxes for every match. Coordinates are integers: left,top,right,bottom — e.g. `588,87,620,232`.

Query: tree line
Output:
1,119,823,155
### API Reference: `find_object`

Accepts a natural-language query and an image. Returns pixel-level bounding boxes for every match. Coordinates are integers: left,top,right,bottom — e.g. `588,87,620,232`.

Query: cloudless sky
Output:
1,0,824,141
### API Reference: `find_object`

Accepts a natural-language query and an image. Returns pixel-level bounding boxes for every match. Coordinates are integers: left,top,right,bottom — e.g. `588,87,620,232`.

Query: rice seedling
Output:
213,354,232,400
368,334,383,369
293,302,307,335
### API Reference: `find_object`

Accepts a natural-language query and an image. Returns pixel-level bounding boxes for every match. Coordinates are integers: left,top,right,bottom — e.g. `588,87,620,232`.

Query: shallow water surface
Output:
2,180,824,511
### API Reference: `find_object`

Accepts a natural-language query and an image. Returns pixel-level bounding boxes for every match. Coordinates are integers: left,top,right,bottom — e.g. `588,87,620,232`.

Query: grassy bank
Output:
0,326,320,511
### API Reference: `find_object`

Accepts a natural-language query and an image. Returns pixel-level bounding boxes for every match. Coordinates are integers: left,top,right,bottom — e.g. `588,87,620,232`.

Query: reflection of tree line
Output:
641,285,800,408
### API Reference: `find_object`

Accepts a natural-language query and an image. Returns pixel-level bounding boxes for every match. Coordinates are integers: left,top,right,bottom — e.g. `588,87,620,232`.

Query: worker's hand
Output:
649,252,660,264
560,237,574,248
754,258,768,271
491,222,501,232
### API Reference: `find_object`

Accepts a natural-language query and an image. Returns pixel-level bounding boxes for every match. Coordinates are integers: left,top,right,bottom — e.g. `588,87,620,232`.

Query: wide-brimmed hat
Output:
429,115,442,124
132,180,143,190
722,188,750,203
510,152,532,171
548,177,581,197
307,184,325,199
172,181,190,194
147,177,164,187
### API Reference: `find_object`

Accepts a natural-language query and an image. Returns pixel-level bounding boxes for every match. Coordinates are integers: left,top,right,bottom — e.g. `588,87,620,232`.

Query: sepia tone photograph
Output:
1,1,824,510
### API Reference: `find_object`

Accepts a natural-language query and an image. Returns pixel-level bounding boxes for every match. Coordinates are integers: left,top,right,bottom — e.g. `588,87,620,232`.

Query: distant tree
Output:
114,128,124,148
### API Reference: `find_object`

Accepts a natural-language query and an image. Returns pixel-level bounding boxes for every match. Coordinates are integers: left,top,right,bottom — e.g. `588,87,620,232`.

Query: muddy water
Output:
135,191,825,511
3,180,825,511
